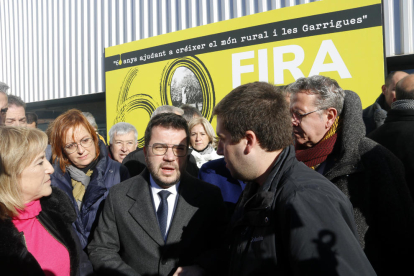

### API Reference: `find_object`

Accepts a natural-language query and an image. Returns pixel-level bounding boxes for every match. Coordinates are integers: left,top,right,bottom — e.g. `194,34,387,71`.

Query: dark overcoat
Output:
228,146,375,276
368,108,414,199
321,91,414,275
87,169,227,276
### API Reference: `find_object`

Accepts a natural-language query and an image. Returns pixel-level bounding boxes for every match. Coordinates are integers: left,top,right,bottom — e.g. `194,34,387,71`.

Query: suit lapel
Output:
127,170,164,246
166,173,200,244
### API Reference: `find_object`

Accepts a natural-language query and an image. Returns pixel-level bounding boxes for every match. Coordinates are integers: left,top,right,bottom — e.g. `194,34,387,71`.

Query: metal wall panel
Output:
0,0,409,103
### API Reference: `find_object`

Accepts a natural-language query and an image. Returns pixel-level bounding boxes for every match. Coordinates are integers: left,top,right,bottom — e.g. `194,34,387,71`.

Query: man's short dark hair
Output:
213,82,292,151
26,112,38,127
180,104,202,123
144,113,190,147
8,95,26,109
396,75,414,100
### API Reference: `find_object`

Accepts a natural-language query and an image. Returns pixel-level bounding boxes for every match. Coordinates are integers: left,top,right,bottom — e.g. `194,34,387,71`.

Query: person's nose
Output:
121,143,127,152
163,147,176,161
195,134,200,141
76,143,85,154
45,159,55,174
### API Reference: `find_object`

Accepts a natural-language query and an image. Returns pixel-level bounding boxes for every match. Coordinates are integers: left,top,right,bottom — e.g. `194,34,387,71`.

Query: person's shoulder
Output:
199,157,226,173
182,173,223,198
122,148,144,164
359,137,403,167
110,174,141,193
279,161,348,202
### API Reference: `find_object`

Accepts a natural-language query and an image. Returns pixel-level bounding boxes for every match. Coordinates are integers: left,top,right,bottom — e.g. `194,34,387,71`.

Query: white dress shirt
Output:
150,175,180,238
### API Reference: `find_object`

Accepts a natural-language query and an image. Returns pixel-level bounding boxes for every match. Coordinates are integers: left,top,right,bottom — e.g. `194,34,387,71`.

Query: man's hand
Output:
173,265,206,276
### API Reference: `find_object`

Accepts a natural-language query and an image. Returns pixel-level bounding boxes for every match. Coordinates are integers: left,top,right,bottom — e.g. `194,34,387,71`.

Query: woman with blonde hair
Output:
50,109,129,249
0,127,92,275
188,117,221,168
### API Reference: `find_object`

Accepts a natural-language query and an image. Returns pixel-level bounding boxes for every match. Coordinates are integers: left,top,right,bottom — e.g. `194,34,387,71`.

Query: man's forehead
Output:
151,126,187,141
6,105,25,116
291,91,317,107
114,131,135,139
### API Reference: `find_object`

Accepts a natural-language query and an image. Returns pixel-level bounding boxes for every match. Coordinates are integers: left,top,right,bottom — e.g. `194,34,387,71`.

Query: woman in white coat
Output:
188,117,221,168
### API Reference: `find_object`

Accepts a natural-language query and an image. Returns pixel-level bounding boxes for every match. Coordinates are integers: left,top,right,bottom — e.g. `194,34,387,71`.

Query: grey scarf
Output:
391,99,414,110
193,143,214,155
66,165,92,210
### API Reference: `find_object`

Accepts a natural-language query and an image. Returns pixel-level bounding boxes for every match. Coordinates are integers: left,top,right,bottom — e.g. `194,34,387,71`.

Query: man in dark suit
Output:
369,74,414,199
88,113,227,276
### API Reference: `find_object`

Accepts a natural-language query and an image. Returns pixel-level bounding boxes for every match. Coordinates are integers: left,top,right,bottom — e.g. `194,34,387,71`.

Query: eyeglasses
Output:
0,107,8,114
64,137,94,154
291,108,326,123
147,143,187,157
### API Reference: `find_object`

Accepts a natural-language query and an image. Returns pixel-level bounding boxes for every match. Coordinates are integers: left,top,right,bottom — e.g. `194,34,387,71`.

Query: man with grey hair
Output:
108,122,138,163
5,94,27,127
0,82,9,126
288,75,414,275
122,105,198,177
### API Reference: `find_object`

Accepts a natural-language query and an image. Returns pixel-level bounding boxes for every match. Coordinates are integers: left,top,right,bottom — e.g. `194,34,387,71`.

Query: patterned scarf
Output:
296,116,341,170
67,163,96,210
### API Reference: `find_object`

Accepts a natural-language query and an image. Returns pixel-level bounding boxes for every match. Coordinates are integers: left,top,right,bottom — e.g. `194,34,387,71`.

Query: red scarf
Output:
296,116,340,169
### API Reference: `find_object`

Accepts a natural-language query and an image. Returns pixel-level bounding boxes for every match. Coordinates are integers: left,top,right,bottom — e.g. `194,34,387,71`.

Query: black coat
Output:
122,147,199,177
228,145,375,276
88,169,227,276
362,94,388,135
368,108,414,199
0,187,93,276
321,91,414,275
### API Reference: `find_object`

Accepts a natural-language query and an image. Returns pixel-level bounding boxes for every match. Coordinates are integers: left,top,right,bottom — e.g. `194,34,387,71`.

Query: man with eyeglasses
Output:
88,113,227,276
288,75,414,275
0,81,9,126
5,94,27,127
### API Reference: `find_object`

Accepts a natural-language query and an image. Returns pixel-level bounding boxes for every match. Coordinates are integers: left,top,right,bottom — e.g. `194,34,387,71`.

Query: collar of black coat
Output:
322,90,366,179
229,146,295,229
385,108,414,123
375,93,389,111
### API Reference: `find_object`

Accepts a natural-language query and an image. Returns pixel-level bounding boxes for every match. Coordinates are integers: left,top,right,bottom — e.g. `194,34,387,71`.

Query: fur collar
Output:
40,187,77,223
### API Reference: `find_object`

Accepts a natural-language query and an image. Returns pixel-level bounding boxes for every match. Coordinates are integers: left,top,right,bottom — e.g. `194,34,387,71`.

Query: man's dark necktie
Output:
157,190,171,239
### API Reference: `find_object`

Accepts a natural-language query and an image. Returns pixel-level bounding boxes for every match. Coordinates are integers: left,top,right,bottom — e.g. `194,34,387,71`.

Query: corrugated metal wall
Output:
0,0,410,103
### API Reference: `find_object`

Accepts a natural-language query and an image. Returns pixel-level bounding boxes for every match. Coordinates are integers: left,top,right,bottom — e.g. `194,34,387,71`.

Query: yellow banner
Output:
105,0,384,147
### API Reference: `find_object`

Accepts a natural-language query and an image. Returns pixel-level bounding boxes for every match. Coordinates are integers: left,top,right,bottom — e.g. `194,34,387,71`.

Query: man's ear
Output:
244,130,258,154
381,84,387,95
325,108,338,129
